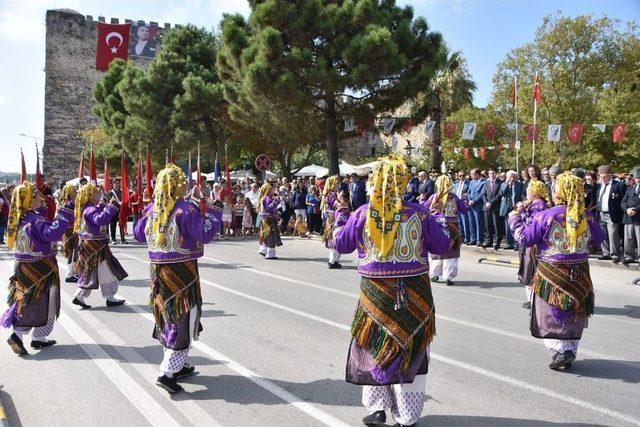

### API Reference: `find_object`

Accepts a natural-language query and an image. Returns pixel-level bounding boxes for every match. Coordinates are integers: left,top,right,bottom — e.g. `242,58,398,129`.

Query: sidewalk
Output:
459,244,640,272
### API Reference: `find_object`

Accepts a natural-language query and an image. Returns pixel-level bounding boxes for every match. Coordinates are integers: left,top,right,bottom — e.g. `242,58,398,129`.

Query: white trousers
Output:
430,258,458,280
160,306,198,377
259,243,267,255
75,261,119,300
14,286,57,341
329,249,341,264
543,338,580,355
362,374,427,426
524,286,533,301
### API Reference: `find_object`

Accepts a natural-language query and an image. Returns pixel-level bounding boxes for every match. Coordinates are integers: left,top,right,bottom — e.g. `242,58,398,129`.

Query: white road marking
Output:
121,252,640,427
201,255,627,361
55,266,222,427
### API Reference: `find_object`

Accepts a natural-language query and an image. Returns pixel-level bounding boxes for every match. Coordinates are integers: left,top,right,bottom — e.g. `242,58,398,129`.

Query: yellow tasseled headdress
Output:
74,183,96,233
321,175,340,211
366,154,409,259
555,172,587,251
152,164,186,246
433,174,452,211
6,182,35,249
527,179,549,204
58,184,76,205
257,183,271,215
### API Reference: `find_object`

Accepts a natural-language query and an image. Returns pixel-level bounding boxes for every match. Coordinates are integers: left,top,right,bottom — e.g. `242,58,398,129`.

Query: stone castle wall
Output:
43,9,176,181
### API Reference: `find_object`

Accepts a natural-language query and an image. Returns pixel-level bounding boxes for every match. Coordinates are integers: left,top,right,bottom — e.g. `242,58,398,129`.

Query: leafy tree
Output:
217,0,443,175
492,13,640,171
413,46,476,169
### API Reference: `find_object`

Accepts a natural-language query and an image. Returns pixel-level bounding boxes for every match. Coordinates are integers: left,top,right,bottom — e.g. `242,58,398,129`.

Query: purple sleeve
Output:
86,203,119,226
35,206,48,217
180,204,222,244
134,204,152,243
510,212,546,248
424,211,451,255
266,199,279,212
588,218,605,247
334,207,363,254
423,195,434,210
32,204,74,243
454,194,469,214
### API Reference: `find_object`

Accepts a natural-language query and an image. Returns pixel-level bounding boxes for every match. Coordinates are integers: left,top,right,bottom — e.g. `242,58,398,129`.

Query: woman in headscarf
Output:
257,182,282,259
321,174,342,268
72,183,128,309
58,184,79,283
509,172,603,370
2,182,74,355
134,164,222,394
422,174,469,286
513,179,550,309
334,154,451,427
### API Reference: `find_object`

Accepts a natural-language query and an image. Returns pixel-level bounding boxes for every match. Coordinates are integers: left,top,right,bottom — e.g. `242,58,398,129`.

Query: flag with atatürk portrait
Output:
96,23,131,71
612,123,627,143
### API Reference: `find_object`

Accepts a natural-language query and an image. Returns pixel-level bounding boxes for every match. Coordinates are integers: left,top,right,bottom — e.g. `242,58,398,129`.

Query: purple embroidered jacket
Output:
323,192,337,215
519,199,547,225
334,202,451,278
423,193,469,218
509,205,604,263
78,202,119,240
134,200,222,264
260,196,279,218
13,203,74,262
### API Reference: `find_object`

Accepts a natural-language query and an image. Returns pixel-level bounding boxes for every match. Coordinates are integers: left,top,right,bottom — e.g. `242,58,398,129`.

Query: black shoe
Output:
328,262,342,269
72,297,92,309
174,363,196,379
431,275,439,283
522,301,531,309
31,339,57,349
479,242,485,248
65,276,78,283
362,410,386,425
265,257,278,260
260,252,266,257
7,333,28,356
464,241,470,245
493,245,500,250
504,245,515,250
121,240,128,244
156,375,184,394
598,255,611,261
112,240,118,245
106,298,125,307
612,256,620,264
549,350,576,370
446,280,454,286
623,257,633,265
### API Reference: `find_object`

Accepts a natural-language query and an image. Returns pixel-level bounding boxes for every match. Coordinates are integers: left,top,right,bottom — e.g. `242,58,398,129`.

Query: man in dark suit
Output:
467,168,486,246
545,164,561,206
349,173,367,210
499,170,524,249
481,168,503,249
418,170,435,200
596,164,626,262
453,170,470,244
621,168,640,264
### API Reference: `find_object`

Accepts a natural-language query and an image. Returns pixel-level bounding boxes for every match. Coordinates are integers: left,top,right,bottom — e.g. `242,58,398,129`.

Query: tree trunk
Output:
325,97,339,176
430,107,443,169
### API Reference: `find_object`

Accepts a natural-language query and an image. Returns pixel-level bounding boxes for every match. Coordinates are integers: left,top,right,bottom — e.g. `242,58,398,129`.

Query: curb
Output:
460,245,640,272
0,386,8,427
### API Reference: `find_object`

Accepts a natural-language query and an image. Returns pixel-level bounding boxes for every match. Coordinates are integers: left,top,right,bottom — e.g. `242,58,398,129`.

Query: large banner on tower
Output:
129,23,159,58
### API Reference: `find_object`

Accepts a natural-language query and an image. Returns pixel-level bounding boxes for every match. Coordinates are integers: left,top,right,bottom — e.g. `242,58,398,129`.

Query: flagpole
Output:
532,72,538,165
514,75,520,173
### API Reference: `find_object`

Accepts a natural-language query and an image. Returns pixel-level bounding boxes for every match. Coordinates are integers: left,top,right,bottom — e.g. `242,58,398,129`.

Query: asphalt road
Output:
1,236,639,427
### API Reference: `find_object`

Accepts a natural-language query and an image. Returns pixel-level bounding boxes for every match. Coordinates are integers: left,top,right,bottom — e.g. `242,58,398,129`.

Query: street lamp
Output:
404,140,414,158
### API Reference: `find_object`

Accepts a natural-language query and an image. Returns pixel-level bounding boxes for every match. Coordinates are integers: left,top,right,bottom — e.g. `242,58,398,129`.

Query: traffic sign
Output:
255,154,271,172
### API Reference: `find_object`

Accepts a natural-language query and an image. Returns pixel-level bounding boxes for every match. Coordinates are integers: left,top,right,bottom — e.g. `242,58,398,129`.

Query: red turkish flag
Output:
479,147,487,161
77,145,85,179
96,23,131,71
444,122,457,139
526,124,539,141
103,158,111,192
567,124,584,144
20,149,26,183
485,123,497,141
463,148,469,160
35,147,43,191
118,153,130,228
89,146,97,185
612,123,627,143
532,75,542,104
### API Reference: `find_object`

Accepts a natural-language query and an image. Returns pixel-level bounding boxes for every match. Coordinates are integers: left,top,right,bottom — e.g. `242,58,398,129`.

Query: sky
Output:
0,0,639,173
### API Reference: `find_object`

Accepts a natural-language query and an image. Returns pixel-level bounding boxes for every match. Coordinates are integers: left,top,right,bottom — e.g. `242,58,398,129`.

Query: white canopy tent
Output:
313,161,367,178
293,164,325,177
204,170,276,182
354,161,379,175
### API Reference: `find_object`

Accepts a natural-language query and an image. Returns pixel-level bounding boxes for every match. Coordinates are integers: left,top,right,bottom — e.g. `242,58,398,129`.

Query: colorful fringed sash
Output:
447,220,461,251
322,211,335,244
258,216,282,247
532,260,594,316
6,257,59,317
62,228,78,261
351,274,435,383
75,239,108,277
150,260,201,332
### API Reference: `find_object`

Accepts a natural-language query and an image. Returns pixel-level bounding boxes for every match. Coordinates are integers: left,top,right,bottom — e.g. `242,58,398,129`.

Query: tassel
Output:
394,278,408,311
1,303,17,329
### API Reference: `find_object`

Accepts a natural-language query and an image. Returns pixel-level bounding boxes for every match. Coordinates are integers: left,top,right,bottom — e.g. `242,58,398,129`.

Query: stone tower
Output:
43,9,172,182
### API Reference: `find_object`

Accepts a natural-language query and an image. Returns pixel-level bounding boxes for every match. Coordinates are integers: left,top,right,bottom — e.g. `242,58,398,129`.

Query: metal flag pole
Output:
514,75,520,173
532,72,538,165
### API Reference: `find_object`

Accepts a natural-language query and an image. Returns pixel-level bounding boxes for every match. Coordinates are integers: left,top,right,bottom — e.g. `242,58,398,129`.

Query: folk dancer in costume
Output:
514,180,550,309
322,175,342,269
334,155,451,427
257,183,282,260
72,184,128,309
422,174,469,286
134,164,222,394
509,172,604,370
2,182,74,355
58,184,79,283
